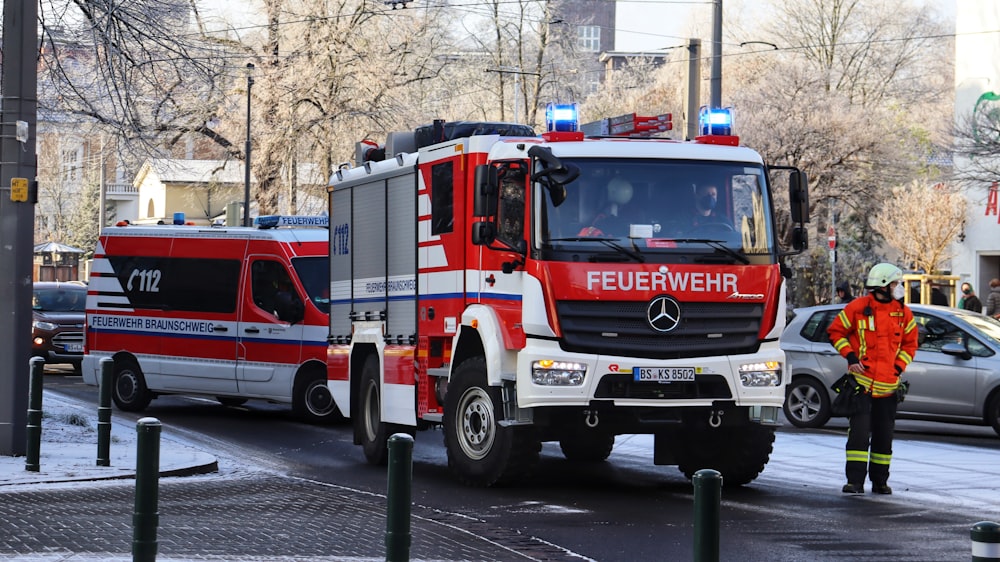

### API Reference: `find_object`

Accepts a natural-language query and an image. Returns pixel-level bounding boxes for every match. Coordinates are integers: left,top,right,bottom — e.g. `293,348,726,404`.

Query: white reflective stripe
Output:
973,540,1000,559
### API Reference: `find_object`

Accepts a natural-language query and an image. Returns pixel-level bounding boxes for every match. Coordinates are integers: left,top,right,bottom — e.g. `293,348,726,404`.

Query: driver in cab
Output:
692,183,719,227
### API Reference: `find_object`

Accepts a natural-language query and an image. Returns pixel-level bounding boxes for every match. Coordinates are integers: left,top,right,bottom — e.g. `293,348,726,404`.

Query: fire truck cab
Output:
327,106,809,486
82,215,341,423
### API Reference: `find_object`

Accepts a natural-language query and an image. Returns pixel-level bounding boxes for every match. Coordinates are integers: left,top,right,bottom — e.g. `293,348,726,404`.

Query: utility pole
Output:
686,39,702,140
0,0,39,456
710,0,723,108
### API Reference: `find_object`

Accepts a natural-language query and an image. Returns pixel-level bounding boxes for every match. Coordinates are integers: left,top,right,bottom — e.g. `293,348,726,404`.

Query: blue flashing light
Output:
546,102,579,133
254,215,330,229
698,106,735,136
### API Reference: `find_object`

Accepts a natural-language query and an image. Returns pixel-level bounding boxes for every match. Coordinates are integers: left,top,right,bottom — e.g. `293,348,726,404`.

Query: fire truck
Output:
326,106,809,486
82,215,340,423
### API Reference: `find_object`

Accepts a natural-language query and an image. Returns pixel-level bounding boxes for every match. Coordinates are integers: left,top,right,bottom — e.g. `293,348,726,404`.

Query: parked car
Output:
32,281,87,372
781,303,1000,436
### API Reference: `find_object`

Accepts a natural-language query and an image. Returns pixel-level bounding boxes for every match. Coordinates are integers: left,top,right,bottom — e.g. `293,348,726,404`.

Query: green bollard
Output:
972,521,1000,561
385,433,413,562
97,358,113,466
25,358,45,472
133,417,161,562
693,468,722,562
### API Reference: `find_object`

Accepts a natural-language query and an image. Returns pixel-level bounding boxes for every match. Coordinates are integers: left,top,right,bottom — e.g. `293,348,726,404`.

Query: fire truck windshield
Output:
537,158,775,263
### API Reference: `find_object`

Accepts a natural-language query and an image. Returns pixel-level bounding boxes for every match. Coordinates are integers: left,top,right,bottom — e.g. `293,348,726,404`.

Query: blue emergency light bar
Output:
698,106,734,136
546,103,579,133
254,215,330,229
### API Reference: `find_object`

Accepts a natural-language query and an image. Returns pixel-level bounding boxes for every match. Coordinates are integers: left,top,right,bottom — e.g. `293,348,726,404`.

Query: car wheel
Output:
986,392,1000,437
112,358,152,412
783,377,832,429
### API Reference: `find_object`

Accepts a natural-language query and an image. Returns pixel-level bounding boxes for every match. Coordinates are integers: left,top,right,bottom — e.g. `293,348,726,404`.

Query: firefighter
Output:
827,263,918,495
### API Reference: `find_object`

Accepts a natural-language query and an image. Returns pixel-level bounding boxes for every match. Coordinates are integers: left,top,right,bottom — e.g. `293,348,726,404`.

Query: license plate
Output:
65,343,83,353
635,367,695,382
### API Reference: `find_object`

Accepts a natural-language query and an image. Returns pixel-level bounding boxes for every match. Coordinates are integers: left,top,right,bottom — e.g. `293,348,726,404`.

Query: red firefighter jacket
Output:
827,293,918,398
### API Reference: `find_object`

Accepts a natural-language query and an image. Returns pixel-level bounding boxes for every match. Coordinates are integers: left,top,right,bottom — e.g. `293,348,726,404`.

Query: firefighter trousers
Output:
845,394,897,486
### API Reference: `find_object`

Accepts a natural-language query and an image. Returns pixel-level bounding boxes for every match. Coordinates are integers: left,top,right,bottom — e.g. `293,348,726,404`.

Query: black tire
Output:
559,430,615,462
357,356,390,465
676,424,775,486
443,357,539,487
986,392,1000,437
71,362,83,375
216,397,248,407
783,377,832,429
112,358,152,412
293,368,345,424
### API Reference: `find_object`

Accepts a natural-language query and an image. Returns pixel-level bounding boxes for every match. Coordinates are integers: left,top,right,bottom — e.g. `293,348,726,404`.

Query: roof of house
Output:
136,158,250,186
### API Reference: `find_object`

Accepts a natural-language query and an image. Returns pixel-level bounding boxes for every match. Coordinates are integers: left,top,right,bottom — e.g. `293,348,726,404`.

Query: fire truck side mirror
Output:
789,170,809,224
474,164,498,217
790,225,809,252
471,221,496,246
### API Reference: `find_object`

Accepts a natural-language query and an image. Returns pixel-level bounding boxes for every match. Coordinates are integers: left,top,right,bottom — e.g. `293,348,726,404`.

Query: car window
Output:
800,310,840,343
912,313,992,357
32,287,86,312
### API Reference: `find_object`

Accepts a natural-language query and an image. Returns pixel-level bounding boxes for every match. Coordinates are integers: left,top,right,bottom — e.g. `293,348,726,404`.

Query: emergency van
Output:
81,215,341,423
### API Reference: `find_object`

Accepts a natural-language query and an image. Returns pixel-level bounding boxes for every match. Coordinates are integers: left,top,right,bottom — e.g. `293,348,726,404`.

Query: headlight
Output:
531,359,586,386
739,361,781,387
33,321,58,331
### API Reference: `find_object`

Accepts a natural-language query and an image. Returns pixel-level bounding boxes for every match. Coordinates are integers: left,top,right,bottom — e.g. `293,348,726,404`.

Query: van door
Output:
238,256,305,398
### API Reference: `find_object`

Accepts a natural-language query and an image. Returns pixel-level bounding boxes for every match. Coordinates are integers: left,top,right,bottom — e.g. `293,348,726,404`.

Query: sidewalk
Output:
0,390,218,486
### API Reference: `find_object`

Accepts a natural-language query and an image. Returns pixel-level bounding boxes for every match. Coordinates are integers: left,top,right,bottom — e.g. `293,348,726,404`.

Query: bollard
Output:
972,521,1000,562
385,433,414,562
693,468,722,562
25,358,46,472
97,358,113,466
133,417,161,562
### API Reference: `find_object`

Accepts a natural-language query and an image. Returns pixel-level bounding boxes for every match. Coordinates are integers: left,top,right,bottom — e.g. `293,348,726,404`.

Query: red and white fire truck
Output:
82,215,340,423
326,106,809,486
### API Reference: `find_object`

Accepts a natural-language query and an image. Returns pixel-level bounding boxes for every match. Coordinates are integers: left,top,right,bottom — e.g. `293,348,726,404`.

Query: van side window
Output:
252,260,304,322
108,256,240,313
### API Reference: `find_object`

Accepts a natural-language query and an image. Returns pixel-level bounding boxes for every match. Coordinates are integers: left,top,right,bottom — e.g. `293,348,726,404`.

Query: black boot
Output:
842,482,864,494
871,483,892,495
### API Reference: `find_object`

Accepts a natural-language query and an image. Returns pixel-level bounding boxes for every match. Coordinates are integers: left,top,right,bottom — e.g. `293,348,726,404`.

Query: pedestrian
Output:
835,281,854,303
959,282,983,313
930,283,949,306
987,278,1000,319
827,263,918,495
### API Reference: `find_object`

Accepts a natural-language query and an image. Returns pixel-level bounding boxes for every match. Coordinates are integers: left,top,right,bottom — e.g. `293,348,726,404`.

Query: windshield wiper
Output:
671,238,750,264
547,237,645,263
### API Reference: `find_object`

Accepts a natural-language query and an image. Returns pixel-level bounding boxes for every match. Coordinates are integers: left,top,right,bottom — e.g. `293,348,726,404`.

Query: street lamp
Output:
243,62,254,227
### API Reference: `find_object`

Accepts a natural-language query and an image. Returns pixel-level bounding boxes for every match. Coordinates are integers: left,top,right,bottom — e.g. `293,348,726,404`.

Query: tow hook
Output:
708,410,724,428
584,409,599,428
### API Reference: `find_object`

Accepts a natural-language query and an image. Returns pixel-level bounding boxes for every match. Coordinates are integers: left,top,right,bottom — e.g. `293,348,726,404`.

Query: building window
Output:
60,148,81,184
578,25,601,52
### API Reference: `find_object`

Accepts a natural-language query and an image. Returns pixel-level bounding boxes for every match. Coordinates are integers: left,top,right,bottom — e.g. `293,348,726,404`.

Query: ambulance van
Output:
81,215,343,423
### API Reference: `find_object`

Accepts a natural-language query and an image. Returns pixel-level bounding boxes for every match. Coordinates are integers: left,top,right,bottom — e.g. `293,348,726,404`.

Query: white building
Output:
952,1,1000,294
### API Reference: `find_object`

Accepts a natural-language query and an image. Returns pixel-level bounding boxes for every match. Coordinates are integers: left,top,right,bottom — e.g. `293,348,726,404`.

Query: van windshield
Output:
292,256,330,314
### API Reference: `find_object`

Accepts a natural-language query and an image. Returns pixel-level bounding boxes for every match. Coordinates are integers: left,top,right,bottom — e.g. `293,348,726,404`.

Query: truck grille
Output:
53,332,84,351
556,300,762,360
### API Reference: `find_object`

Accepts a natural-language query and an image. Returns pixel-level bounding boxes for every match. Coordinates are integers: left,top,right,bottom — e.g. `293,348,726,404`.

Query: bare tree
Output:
873,181,967,273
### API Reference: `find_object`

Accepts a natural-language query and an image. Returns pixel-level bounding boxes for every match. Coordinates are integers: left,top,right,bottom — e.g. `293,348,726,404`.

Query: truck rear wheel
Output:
112,358,152,412
357,356,390,465
444,357,539,487
559,430,615,462
676,424,774,486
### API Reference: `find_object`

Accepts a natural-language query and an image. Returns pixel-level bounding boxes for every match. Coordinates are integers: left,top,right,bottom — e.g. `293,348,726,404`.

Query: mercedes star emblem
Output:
647,295,681,332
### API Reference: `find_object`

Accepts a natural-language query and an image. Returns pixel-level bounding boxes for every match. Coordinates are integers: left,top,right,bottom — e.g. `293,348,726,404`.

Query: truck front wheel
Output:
444,357,539,487
676,423,775,486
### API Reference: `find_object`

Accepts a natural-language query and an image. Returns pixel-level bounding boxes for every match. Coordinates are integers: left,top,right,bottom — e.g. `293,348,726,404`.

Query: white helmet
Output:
865,263,903,288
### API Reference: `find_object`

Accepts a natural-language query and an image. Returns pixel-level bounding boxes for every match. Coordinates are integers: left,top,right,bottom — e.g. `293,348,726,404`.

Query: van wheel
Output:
357,356,389,465
112,358,152,412
294,369,344,424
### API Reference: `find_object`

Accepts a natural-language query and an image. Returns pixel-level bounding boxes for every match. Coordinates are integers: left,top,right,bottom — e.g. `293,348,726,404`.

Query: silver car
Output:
781,303,1000,436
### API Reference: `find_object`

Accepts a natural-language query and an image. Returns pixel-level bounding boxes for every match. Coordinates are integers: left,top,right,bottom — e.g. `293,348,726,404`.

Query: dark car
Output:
32,281,87,372
781,303,1000,436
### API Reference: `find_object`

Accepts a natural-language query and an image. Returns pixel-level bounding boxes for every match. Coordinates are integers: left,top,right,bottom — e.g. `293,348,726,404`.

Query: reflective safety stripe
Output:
972,541,1000,559
846,450,869,463
870,452,892,466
